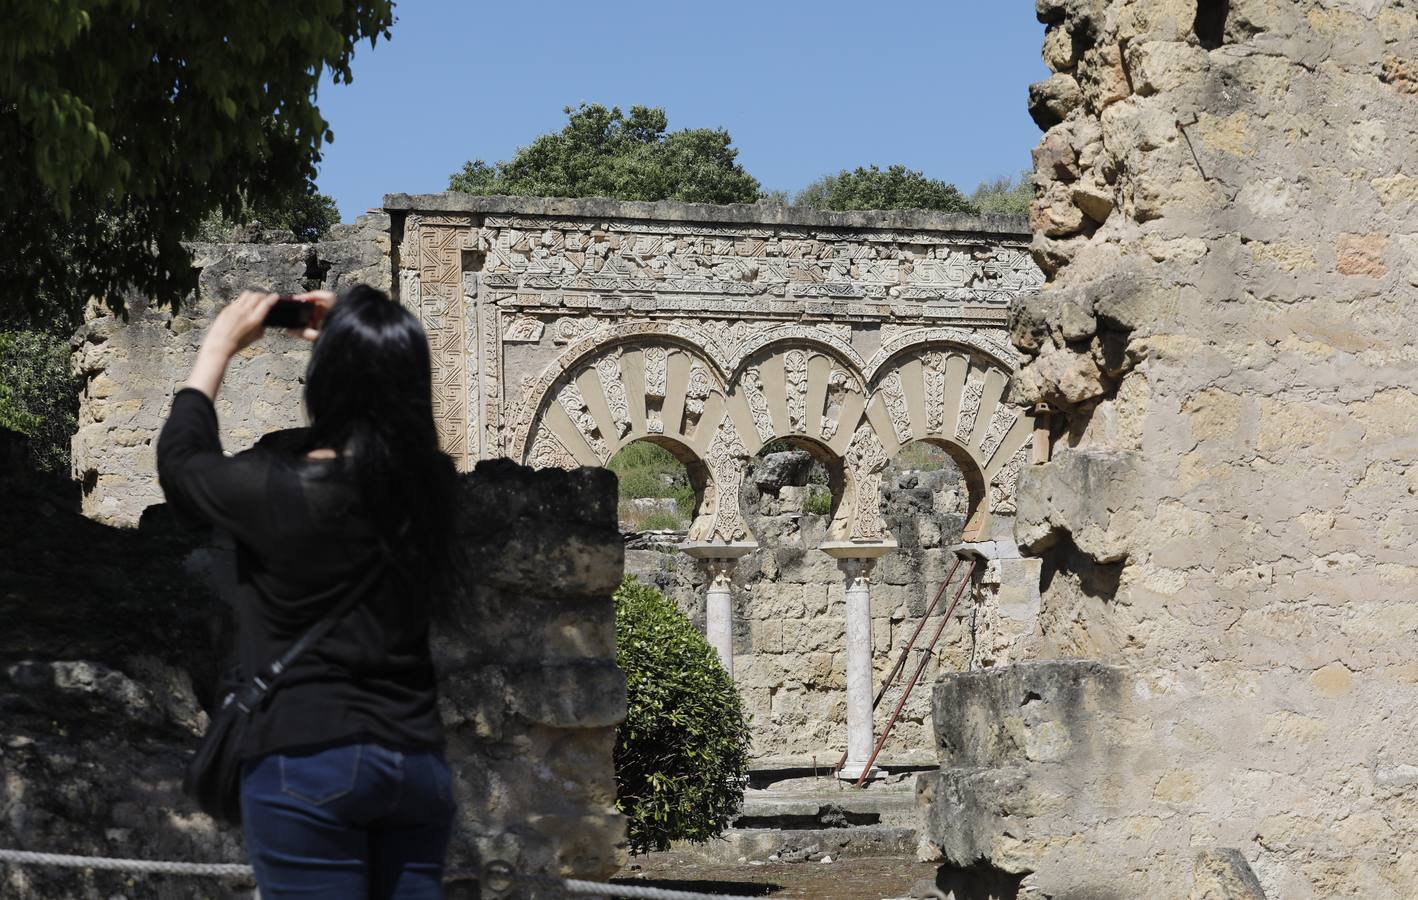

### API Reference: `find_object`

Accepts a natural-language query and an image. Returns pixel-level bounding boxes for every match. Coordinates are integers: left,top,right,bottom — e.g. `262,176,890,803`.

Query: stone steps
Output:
677,767,929,864
680,825,919,864
736,789,920,829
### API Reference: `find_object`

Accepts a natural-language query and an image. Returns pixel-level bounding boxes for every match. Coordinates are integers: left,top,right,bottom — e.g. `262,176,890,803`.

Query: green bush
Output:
614,576,751,853
0,330,77,474
805,485,833,516
668,482,697,518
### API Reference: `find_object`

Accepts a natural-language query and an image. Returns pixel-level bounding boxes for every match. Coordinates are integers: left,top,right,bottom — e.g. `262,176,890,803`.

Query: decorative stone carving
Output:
785,349,809,434
821,368,851,442
741,365,776,444
844,425,891,542
528,427,578,470
559,381,609,462
554,317,603,345
503,315,545,343
957,370,985,443
865,327,1020,379
923,351,948,434
880,371,913,444
989,443,1028,516
978,406,1018,462
643,346,668,435
683,365,714,436
594,349,633,439
705,417,752,542
413,221,472,467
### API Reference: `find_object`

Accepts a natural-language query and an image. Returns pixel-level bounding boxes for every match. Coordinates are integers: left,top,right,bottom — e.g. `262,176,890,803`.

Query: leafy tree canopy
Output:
194,185,343,244
449,104,762,205
0,330,76,474
969,171,1034,217
794,164,976,214
0,0,394,331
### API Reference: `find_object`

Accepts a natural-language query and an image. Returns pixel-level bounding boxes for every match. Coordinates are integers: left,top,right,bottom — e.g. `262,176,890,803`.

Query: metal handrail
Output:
853,558,976,787
830,555,962,775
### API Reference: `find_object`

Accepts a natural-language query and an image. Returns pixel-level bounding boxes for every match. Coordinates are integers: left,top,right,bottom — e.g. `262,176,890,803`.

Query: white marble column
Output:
704,557,735,674
839,557,878,781
679,542,755,678
821,541,894,782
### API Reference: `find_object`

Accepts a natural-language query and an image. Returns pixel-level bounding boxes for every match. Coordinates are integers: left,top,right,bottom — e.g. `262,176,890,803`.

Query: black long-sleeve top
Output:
156,388,443,758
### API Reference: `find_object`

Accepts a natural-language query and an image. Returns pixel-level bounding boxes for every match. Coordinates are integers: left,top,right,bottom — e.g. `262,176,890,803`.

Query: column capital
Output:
678,541,756,561
703,557,736,589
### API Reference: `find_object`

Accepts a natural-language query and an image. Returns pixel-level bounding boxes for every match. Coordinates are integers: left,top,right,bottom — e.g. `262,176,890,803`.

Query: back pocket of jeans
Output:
279,744,362,805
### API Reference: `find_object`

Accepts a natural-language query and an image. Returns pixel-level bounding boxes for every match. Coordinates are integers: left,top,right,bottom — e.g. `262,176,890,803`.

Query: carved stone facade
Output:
386,194,1042,548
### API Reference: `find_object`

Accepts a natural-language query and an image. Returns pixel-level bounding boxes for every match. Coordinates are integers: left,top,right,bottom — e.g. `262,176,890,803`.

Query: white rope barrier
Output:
0,848,253,877
0,848,768,900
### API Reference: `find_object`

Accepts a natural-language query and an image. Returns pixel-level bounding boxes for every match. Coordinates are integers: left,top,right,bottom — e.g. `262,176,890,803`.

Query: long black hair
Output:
303,285,459,606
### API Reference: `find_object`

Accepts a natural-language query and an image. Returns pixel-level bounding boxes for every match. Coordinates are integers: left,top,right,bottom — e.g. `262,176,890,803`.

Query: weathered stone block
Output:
506,662,627,729
1014,448,1137,562
928,660,1126,768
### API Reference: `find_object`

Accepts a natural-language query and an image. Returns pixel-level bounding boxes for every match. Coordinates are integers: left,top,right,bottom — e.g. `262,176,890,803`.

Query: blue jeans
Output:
241,742,455,899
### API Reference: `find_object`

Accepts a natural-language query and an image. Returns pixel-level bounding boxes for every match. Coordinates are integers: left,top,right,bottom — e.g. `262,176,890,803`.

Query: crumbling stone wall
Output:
72,212,392,525
921,2,1418,897
1,441,626,897
440,460,627,883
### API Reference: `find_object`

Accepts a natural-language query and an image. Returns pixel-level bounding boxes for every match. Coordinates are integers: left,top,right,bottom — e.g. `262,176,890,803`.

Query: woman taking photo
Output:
157,286,459,899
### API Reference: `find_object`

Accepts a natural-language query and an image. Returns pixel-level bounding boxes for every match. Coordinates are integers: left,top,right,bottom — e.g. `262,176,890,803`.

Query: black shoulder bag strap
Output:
230,558,384,714
186,556,390,824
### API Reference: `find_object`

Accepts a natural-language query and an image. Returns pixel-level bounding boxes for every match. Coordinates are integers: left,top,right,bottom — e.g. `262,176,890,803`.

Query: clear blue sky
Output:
315,1,1049,221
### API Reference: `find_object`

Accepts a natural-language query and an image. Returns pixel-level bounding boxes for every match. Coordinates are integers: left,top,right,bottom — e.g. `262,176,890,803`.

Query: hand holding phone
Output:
264,297,324,329
264,291,334,341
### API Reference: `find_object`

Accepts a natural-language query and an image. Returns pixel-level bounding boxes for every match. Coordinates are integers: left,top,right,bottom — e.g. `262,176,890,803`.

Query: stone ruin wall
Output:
2,448,626,898
917,2,1418,898
73,196,1047,768
71,213,394,525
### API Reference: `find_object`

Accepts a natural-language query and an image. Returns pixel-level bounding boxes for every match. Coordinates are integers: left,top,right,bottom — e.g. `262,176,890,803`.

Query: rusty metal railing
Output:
853,557,977,787
830,555,967,777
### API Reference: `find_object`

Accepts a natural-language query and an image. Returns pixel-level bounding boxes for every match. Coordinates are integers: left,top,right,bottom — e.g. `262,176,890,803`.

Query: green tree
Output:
614,576,751,853
194,184,344,244
0,1,395,329
0,331,77,474
970,171,1034,217
794,164,976,213
449,104,762,205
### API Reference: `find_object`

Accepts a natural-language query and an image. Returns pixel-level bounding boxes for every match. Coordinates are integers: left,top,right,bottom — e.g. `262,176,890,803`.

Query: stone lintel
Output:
383,192,1030,239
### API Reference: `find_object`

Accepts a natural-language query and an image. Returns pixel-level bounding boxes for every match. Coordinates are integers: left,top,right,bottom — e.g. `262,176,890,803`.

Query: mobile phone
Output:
264,297,323,330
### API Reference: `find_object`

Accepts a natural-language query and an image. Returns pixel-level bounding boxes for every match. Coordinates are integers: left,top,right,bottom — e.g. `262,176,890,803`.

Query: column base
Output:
836,761,885,783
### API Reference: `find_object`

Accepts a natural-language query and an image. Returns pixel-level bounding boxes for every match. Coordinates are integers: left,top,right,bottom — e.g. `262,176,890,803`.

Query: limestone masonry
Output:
916,1,1418,898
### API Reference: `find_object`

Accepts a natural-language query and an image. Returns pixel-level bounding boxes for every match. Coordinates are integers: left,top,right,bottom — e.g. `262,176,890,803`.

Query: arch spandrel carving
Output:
862,338,1036,541
504,319,731,464
511,326,743,541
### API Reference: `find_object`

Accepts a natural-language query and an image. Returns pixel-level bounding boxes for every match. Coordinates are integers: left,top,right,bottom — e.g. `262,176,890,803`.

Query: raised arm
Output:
156,289,331,534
